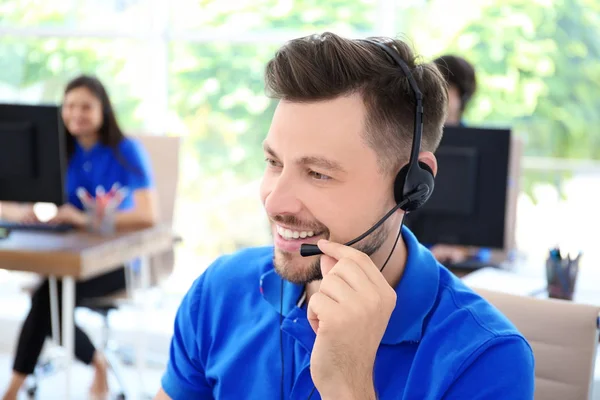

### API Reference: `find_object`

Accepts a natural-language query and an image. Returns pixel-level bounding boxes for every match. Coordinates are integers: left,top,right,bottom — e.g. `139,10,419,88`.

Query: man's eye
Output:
265,158,281,167
309,170,331,180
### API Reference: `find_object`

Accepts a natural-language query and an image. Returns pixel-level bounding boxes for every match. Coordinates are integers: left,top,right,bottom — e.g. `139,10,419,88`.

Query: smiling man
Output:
155,32,535,400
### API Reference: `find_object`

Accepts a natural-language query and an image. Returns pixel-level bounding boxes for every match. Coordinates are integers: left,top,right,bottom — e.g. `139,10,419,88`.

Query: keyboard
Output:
443,259,498,271
0,221,75,233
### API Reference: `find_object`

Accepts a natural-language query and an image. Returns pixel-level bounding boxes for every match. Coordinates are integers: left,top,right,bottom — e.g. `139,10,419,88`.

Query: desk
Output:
0,225,174,400
452,253,600,305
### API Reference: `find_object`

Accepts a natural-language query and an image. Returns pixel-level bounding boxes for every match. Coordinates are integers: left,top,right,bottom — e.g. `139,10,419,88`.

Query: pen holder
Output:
86,207,116,236
545,255,580,300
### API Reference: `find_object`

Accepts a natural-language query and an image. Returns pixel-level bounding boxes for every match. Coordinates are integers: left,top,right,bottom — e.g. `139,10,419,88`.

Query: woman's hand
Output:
20,208,40,224
0,202,39,223
48,204,88,228
430,244,469,264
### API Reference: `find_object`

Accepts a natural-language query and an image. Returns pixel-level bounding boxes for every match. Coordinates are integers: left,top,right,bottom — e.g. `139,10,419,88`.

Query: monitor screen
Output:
422,146,478,216
404,126,511,250
0,122,38,180
0,104,67,205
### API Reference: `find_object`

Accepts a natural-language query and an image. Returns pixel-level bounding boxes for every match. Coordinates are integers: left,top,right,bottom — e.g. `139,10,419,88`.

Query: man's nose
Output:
263,172,303,218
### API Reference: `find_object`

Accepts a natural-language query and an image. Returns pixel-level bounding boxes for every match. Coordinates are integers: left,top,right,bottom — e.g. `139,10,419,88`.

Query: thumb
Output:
307,308,319,334
320,254,337,277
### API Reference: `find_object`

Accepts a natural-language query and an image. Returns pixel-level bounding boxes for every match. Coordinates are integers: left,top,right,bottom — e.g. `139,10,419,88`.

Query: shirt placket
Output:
281,306,320,400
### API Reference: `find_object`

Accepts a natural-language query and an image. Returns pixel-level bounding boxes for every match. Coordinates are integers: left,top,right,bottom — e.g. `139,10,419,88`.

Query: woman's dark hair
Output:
432,55,477,112
63,74,126,160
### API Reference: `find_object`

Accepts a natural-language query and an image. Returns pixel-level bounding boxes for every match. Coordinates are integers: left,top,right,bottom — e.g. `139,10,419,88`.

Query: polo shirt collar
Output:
381,225,440,345
259,259,304,317
259,225,440,344
75,140,103,157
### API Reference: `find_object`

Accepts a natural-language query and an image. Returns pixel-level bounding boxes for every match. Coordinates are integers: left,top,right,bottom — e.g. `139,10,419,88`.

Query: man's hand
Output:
307,239,397,399
47,204,88,227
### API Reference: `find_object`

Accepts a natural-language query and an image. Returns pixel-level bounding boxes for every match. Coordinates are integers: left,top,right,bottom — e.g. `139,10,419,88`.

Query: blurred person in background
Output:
428,54,492,266
1,75,158,400
433,54,477,127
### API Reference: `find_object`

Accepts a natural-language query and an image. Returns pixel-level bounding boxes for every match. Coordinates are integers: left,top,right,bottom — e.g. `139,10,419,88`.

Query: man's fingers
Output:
319,271,357,303
320,254,337,277
328,259,370,292
307,291,338,334
317,239,389,289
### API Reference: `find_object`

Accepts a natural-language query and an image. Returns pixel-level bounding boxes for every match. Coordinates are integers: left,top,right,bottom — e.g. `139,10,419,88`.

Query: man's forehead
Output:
269,96,366,144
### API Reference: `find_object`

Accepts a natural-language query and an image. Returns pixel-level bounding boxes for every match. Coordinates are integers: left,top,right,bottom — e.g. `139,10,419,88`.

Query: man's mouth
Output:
275,225,323,240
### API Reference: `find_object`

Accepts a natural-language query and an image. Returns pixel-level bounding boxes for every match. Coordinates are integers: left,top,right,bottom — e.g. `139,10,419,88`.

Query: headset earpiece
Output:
360,38,435,214
394,161,435,212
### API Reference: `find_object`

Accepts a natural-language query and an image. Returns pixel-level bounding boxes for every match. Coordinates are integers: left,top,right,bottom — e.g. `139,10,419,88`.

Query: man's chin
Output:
273,250,322,285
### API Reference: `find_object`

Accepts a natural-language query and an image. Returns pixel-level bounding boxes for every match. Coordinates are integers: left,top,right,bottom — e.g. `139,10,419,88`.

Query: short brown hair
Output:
264,32,448,174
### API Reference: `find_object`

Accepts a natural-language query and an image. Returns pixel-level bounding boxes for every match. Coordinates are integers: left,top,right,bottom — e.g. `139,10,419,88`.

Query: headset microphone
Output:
299,185,429,257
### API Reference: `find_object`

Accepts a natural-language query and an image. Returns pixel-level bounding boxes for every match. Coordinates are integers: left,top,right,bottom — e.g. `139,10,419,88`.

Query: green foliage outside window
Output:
0,0,598,258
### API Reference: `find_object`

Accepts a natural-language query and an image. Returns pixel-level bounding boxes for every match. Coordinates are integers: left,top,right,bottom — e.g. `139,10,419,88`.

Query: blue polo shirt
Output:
161,226,535,399
66,138,154,211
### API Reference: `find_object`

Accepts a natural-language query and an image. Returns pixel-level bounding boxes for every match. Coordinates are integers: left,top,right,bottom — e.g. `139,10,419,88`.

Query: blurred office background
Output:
0,0,599,394
3,0,599,290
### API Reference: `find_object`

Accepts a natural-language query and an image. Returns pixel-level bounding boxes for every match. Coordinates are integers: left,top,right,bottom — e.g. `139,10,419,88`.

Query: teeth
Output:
276,225,317,240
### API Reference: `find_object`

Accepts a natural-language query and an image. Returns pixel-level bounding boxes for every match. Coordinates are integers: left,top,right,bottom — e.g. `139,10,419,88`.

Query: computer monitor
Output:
404,126,515,252
0,103,67,205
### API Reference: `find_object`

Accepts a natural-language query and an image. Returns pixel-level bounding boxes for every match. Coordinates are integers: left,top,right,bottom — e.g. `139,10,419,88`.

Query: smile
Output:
275,225,318,240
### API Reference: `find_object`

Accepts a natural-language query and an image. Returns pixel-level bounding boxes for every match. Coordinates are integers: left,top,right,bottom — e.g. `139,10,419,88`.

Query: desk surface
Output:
453,254,600,305
0,224,173,279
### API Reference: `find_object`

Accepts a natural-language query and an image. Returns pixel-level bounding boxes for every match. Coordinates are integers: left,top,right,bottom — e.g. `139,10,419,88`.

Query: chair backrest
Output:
488,135,523,264
133,134,181,226
132,134,181,285
474,288,600,400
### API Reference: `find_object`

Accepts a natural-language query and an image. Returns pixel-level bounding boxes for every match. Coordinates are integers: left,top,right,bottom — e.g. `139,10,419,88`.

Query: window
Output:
0,0,152,31
0,0,599,285
169,42,279,273
170,0,376,33
0,36,148,132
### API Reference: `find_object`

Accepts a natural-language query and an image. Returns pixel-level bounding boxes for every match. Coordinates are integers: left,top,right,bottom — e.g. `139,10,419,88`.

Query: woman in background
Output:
1,75,158,400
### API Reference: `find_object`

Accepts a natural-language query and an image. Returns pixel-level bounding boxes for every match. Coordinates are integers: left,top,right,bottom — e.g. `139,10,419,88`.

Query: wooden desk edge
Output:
0,225,175,280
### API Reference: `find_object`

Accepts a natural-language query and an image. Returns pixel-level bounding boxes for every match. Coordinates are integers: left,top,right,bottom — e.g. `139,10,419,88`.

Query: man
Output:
155,33,534,400
433,54,477,126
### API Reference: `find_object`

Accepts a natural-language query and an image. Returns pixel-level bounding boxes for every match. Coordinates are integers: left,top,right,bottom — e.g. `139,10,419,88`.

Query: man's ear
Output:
418,151,438,177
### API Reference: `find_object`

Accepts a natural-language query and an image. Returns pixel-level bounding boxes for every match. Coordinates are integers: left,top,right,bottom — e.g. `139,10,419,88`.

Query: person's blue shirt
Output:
66,137,154,211
161,226,535,399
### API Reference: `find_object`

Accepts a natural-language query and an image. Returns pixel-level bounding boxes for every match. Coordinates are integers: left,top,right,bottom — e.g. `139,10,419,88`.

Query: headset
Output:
299,38,435,258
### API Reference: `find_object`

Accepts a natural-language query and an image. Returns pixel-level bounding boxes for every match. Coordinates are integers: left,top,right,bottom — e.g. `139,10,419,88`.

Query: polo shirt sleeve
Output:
161,274,213,399
443,335,535,399
118,138,154,191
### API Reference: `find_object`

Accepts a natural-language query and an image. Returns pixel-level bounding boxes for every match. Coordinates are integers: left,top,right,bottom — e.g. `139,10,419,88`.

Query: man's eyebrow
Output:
263,142,278,158
298,156,346,173
263,141,346,173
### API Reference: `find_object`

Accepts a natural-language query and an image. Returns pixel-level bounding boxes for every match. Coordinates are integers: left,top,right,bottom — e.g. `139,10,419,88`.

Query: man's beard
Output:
272,216,391,285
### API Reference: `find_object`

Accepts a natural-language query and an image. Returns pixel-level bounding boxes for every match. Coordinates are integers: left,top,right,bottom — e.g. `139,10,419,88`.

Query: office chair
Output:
25,135,182,399
474,288,600,400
